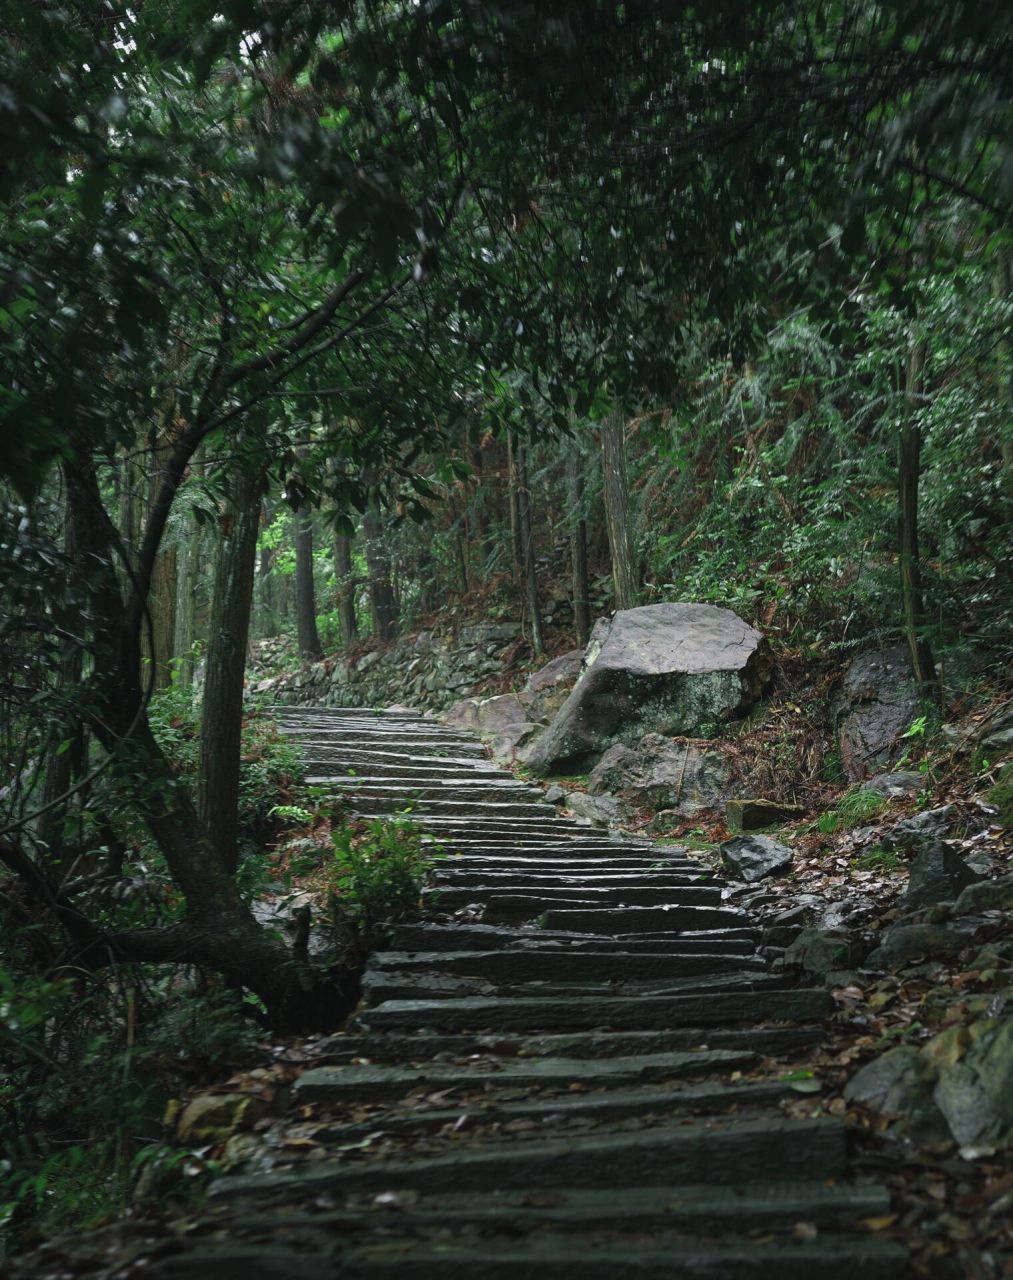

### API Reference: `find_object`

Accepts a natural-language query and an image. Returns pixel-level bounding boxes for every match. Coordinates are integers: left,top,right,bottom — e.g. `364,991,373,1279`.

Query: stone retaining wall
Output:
253,622,524,712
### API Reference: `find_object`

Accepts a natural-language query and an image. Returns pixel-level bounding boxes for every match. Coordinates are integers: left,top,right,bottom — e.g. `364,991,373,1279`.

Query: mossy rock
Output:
986,763,1013,828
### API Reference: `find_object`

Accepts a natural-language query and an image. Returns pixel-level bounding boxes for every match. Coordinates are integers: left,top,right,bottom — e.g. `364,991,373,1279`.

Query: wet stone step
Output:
536,905,749,931
428,888,727,915
360,969,786,1003
259,1179,888,1236
386,923,758,953
293,1047,757,1102
338,1238,908,1280
212,1116,846,1200
316,1024,824,1064
356,987,832,1032
367,949,767,981
301,1080,796,1138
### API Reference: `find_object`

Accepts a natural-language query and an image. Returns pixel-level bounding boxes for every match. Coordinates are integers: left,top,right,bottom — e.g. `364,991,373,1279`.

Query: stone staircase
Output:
190,705,906,1278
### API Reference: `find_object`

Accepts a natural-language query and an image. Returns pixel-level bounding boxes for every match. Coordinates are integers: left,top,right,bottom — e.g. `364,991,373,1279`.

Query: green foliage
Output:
330,820,442,945
986,764,1013,829
817,789,891,834
0,962,259,1243
853,846,902,872
149,690,300,843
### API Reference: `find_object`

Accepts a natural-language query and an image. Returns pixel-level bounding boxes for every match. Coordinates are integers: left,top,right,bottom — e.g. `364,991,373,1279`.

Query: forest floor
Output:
7,637,1012,1278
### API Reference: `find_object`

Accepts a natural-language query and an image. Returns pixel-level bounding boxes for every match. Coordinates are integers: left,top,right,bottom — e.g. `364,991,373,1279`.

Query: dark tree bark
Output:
199,469,267,873
567,448,591,645
148,543,177,692
58,455,344,1030
506,430,524,581
295,509,323,659
601,410,638,611
515,437,544,657
333,525,359,646
899,337,937,694
362,480,399,642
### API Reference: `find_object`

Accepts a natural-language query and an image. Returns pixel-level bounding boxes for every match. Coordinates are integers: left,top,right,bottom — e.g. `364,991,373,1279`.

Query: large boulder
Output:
899,840,982,910
838,644,921,780
719,833,794,883
523,649,586,722
587,734,733,815
525,604,771,775
443,693,541,764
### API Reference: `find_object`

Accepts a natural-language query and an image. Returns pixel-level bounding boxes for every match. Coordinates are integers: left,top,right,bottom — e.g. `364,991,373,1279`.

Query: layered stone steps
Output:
221,704,905,1279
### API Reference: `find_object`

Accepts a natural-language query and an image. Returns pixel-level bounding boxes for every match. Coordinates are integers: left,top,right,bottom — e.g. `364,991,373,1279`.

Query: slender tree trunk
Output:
333,525,358,646
448,494,470,593
506,430,523,581
469,437,486,580
601,410,638,611
148,544,177,691
899,336,937,694
567,448,591,645
995,252,1013,494
172,521,198,688
294,509,323,659
362,481,399,642
199,469,266,873
515,437,544,657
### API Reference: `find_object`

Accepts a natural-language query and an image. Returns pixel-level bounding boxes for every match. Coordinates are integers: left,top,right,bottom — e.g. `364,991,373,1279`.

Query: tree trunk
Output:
995,252,1013,494
60,455,343,1031
148,543,177,692
506,430,524,581
469,437,486,580
199,469,265,873
333,525,358,646
567,448,591,645
294,509,323,659
515,437,544,657
899,336,937,694
172,521,198,688
362,485,399,642
601,410,638,611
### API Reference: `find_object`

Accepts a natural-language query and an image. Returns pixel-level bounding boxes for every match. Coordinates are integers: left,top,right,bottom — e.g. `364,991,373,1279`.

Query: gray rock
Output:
865,923,970,970
882,806,955,850
844,1047,945,1139
566,791,622,827
838,645,922,781
719,834,793,883
444,692,533,735
784,928,867,974
725,798,806,830
860,771,924,797
899,840,982,910
524,649,586,695
587,734,733,816
953,875,1013,916
526,604,771,775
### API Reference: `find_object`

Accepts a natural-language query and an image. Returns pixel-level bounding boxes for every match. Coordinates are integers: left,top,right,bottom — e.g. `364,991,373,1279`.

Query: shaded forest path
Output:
188,706,907,1277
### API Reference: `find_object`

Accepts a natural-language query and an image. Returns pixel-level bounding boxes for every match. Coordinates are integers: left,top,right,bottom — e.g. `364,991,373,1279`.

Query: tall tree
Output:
600,412,638,611
294,508,323,660
199,468,266,873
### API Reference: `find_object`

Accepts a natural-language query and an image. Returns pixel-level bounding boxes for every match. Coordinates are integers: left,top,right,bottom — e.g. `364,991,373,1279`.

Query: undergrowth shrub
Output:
330,819,443,946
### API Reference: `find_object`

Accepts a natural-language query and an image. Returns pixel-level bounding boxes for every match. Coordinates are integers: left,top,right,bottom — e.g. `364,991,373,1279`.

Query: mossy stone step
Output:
386,923,758,953
212,1115,846,1201
293,1047,756,1102
368,949,766,981
357,987,831,1032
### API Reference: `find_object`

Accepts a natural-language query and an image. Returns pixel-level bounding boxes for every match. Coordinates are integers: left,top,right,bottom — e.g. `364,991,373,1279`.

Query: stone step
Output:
306,1078,795,1136
303,759,506,778
360,969,785,1004
368,949,767,982
387,924,758,953
317,1024,823,1063
212,1115,846,1200
357,987,832,1032
308,778,546,800
343,798,564,820
303,749,495,768
430,872,709,888
337,1238,907,1280
537,905,748,932
428,887,726,915
293,1047,757,1103
235,1179,890,1237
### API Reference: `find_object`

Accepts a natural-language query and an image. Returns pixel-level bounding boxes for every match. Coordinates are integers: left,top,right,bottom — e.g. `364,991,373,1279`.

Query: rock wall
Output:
252,623,524,712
